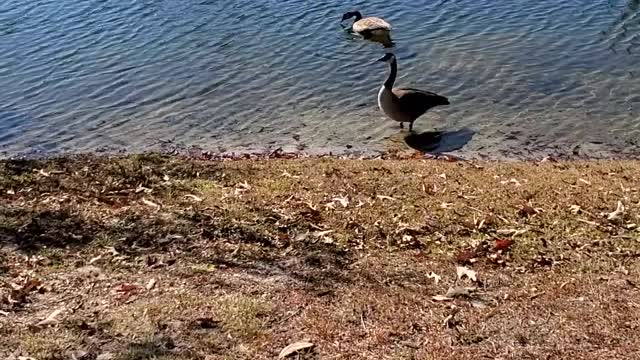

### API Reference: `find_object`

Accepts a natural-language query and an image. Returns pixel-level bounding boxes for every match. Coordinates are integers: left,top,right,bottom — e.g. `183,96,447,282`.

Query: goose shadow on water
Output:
404,127,475,154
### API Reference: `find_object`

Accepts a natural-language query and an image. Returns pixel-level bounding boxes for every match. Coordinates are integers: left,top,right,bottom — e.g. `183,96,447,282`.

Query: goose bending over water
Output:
377,53,449,132
341,11,392,45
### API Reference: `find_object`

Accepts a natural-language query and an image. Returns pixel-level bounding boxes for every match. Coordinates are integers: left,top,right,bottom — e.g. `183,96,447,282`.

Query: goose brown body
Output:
342,11,392,45
352,17,392,35
377,53,449,131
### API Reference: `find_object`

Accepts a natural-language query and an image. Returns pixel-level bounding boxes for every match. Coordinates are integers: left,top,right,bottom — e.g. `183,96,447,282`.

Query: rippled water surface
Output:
1,0,640,157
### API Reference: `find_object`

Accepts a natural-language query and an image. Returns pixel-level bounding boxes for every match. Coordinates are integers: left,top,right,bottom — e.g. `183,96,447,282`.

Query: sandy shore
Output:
1,153,639,359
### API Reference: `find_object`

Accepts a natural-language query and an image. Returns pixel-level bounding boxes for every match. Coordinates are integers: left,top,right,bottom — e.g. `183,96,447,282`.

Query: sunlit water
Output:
1,0,639,158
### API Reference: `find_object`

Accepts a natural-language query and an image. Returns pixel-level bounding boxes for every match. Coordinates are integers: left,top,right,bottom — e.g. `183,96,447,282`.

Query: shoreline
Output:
3,140,640,163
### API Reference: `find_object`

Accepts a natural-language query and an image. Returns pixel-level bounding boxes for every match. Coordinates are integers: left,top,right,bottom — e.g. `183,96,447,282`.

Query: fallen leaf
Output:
500,178,521,186
332,195,349,208
96,353,114,360
278,341,314,358
376,195,397,201
0,310,8,316
440,202,454,209
135,185,152,193
455,249,477,264
470,299,489,309
114,283,140,294
6,189,14,195
443,313,456,328
314,230,334,238
607,201,625,222
237,181,251,190
517,203,538,217
402,234,414,243
445,287,475,298
146,278,157,290
578,178,591,185
494,238,514,251
456,265,478,282
8,277,42,304
36,307,65,326
89,255,102,264
569,205,581,214
141,198,160,208
427,272,441,285
432,295,453,302
185,194,203,202
281,171,300,178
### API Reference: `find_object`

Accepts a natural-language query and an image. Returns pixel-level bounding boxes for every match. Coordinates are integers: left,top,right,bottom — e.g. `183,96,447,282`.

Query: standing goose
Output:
341,11,393,46
377,53,449,132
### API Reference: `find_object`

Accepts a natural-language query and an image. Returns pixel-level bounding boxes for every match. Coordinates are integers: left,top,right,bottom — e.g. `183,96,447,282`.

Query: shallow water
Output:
1,0,639,158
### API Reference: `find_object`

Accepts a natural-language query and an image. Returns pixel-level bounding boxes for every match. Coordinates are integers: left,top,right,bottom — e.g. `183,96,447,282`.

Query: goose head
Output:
341,11,363,22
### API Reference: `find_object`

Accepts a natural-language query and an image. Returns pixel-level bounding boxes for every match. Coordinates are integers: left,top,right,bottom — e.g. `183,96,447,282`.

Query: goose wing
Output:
392,88,449,119
353,17,392,33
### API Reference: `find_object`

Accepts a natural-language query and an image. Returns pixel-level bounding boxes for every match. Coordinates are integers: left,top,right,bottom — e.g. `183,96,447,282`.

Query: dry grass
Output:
1,153,639,359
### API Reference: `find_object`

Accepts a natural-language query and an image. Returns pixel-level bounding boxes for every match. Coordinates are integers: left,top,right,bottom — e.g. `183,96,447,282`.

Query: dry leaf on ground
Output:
36,307,65,326
517,203,538,217
141,198,160,208
456,265,478,282
114,283,140,294
494,238,514,251
446,287,476,298
185,194,203,202
455,249,477,264
427,272,441,285
332,195,349,208
578,178,591,185
376,195,397,201
432,295,453,302
607,201,625,222
146,278,157,290
278,341,314,358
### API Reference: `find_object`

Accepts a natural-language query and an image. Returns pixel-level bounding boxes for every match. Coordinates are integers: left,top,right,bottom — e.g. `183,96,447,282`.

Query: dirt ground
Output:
1,153,639,359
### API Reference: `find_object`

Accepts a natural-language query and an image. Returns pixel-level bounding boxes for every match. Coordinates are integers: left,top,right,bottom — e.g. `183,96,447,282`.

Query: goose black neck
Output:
384,58,397,89
352,11,363,21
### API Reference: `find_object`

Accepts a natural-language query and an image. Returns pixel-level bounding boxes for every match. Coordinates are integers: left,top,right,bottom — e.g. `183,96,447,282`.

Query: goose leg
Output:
409,121,414,132
400,122,404,129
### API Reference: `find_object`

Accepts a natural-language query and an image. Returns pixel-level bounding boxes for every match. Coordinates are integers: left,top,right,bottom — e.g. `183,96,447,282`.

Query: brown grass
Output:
1,154,639,359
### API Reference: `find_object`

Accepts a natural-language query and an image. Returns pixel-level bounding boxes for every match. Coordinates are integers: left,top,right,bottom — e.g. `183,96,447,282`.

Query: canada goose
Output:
341,11,392,46
377,53,449,132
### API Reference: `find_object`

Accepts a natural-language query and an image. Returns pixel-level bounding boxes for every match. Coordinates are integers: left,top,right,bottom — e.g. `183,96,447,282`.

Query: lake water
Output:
1,0,639,158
